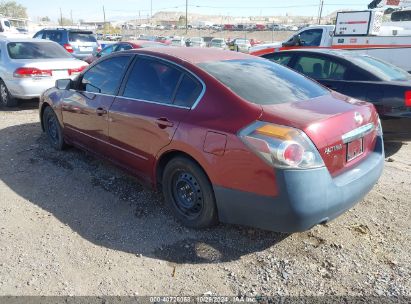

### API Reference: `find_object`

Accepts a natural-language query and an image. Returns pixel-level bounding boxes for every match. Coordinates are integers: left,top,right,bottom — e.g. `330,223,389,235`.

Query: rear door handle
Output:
155,117,174,129
96,107,107,116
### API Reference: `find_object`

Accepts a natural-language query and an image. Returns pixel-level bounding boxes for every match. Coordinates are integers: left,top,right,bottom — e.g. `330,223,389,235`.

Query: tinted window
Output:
69,32,97,42
44,31,62,42
392,10,411,21
263,53,293,66
199,59,328,105
350,55,411,82
100,45,115,56
81,56,131,95
7,42,71,59
174,75,202,107
295,55,347,80
33,31,43,39
299,29,323,47
123,58,182,104
115,44,133,51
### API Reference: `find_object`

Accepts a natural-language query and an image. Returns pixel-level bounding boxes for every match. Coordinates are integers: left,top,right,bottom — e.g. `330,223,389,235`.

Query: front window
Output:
198,59,328,105
7,42,72,59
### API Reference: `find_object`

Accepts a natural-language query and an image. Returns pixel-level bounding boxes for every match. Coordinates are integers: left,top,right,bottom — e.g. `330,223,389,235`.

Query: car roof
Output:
275,48,361,59
127,47,253,64
0,38,58,43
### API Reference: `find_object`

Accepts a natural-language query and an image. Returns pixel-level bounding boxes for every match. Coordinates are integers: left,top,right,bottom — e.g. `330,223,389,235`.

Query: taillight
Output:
97,45,102,52
13,67,52,78
68,65,87,76
63,43,74,53
239,122,324,169
405,91,411,107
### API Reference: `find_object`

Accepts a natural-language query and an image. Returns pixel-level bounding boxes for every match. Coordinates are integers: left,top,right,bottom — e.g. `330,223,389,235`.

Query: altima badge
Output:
325,144,343,155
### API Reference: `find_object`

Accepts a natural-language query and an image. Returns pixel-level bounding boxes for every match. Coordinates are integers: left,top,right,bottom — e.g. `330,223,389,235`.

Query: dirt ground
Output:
0,101,410,297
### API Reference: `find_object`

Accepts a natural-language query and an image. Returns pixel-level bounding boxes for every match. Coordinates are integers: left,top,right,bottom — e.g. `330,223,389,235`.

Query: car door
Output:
291,53,349,92
61,54,133,153
108,55,203,182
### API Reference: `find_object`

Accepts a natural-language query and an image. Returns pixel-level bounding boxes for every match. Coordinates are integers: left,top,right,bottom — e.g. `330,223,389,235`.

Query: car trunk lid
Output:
14,58,87,79
260,92,380,176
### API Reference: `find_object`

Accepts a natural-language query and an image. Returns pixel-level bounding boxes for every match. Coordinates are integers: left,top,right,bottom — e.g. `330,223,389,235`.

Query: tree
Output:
178,15,187,26
0,1,27,18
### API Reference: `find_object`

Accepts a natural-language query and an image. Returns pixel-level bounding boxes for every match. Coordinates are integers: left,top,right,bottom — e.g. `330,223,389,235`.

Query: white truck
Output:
0,17,29,38
250,10,411,72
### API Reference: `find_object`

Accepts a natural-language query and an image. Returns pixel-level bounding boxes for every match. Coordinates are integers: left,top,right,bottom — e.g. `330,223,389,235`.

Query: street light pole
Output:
185,0,188,34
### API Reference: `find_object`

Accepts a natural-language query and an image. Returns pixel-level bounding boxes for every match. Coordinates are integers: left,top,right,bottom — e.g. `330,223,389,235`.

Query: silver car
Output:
0,38,88,107
210,38,228,50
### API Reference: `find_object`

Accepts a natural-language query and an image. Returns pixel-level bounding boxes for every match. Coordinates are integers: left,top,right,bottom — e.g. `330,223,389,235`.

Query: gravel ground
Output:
0,102,410,297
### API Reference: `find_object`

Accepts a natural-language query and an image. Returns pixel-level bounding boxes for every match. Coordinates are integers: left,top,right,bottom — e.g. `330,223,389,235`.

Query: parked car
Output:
156,36,172,45
209,38,228,50
0,38,87,107
260,49,411,138
33,29,101,60
84,40,166,64
228,38,251,53
40,48,383,232
170,37,185,47
202,36,214,47
186,37,206,48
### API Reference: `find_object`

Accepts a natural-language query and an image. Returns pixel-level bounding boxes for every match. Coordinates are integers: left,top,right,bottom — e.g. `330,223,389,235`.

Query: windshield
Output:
69,32,97,42
351,55,411,81
191,37,202,42
7,42,72,59
212,39,224,44
199,59,328,105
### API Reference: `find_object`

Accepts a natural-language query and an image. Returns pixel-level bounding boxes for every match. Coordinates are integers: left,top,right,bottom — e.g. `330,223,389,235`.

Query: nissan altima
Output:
39,48,384,232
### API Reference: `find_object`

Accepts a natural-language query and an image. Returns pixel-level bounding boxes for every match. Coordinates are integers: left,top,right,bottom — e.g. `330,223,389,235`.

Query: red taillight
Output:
63,43,74,53
405,91,411,107
68,66,87,76
97,45,102,52
13,67,52,78
278,142,305,167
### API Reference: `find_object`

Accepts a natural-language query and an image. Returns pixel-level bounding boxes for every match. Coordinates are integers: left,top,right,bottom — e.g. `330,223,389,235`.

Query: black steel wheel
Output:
163,156,218,228
43,106,66,150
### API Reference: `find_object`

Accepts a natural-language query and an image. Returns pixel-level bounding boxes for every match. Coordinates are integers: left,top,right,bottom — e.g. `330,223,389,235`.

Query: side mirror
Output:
55,79,72,90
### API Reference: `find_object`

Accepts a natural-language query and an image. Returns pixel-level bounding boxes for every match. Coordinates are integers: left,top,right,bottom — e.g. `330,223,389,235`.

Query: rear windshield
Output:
351,55,411,82
7,42,72,59
391,10,411,22
69,32,97,42
198,59,328,105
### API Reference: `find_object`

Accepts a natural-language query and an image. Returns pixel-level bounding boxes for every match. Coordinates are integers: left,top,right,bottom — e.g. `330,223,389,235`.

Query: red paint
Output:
41,48,380,198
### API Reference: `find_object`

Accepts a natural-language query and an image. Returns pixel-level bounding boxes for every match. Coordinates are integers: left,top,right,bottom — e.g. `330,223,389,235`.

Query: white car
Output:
170,37,186,47
210,38,228,50
187,37,206,47
0,38,88,107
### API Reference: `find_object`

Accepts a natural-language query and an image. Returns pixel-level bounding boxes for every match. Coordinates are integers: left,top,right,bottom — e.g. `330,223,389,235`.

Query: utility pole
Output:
103,6,106,35
185,0,188,34
318,0,324,24
150,0,153,23
59,8,63,26
70,10,73,25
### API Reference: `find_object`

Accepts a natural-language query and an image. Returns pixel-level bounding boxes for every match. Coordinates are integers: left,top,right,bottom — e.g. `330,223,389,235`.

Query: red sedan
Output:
39,48,384,232
84,40,166,64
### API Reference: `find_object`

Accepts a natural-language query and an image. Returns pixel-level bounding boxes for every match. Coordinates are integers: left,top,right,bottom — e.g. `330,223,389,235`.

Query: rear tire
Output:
0,80,17,107
162,156,218,229
43,106,66,150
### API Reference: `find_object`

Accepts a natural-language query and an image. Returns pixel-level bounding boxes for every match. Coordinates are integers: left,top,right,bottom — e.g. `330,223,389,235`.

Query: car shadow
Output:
0,122,288,265
0,98,39,111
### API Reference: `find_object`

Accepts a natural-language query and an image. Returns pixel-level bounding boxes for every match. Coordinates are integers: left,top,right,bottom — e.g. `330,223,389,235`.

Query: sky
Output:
16,0,372,22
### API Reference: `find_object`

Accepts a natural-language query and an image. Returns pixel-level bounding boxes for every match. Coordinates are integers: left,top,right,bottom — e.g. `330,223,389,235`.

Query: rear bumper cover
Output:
214,136,384,232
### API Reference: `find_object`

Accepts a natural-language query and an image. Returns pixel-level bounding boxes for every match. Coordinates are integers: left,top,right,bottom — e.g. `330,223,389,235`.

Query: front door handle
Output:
96,107,107,116
155,117,174,129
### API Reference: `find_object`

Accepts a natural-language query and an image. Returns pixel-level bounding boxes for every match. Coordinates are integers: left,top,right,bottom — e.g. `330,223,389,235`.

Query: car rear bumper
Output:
214,135,384,232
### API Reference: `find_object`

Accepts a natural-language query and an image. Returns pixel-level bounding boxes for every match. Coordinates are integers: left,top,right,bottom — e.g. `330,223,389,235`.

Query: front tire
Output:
43,106,66,150
0,80,17,107
162,157,218,229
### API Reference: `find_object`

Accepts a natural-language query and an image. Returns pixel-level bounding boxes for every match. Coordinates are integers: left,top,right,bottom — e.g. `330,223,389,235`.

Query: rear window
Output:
69,32,97,42
7,42,71,59
198,59,328,105
350,55,411,82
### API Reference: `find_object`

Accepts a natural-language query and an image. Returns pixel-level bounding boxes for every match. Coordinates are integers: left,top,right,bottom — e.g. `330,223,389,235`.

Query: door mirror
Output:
55,79,72,90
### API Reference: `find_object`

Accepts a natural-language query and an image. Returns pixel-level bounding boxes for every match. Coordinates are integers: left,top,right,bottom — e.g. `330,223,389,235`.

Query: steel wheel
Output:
171,171,204,220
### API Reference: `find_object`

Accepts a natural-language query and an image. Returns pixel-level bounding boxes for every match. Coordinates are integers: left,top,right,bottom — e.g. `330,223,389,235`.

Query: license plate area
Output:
346,137,364,162
79,46,93,52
